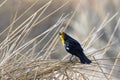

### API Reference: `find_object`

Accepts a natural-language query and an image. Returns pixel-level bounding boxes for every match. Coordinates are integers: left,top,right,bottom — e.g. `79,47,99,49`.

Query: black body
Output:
64,33,91,64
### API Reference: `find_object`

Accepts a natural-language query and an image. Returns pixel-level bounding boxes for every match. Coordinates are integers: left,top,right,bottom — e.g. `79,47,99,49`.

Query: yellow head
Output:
59,32,65,45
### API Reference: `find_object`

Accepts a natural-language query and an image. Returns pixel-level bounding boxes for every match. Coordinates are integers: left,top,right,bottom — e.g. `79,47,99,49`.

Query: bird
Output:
59,32,91,64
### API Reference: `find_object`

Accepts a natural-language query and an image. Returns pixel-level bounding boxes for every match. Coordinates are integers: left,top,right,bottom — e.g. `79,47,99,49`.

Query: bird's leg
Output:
69,55,74,63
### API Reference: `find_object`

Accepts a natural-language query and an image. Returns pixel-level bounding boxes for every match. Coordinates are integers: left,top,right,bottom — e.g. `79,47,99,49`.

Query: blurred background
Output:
0,0,120,48
0,0,120,79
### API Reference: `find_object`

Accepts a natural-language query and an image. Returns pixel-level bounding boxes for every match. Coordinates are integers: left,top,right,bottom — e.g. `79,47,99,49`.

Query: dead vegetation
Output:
0,0,120,80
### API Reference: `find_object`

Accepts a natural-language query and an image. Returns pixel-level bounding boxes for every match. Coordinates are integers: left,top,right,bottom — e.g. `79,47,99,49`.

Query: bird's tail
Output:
77,52,91,64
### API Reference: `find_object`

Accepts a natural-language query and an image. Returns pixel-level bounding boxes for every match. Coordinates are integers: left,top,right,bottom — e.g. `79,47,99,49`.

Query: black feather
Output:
63,33,91,64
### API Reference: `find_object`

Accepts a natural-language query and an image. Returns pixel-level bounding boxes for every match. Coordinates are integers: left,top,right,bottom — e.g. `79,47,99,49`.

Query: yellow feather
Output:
60,35,65,45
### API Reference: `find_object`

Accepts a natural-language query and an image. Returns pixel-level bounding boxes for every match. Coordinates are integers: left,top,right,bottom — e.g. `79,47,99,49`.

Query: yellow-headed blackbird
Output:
59,32,91,64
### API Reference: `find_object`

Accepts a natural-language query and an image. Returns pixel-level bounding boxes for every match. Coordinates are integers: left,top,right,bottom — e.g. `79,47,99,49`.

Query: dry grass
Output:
0,0,120,80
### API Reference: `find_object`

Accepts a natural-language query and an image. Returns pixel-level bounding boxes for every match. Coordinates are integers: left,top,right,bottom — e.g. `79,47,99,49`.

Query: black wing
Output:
65,39,91,64
65,39,83,54
67,38,83,50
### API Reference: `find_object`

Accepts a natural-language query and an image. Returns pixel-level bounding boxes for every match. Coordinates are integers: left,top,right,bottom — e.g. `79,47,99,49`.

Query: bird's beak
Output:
59,32,62,35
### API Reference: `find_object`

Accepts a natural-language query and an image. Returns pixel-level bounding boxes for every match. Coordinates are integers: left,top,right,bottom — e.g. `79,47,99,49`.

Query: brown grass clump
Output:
0,0,120,80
